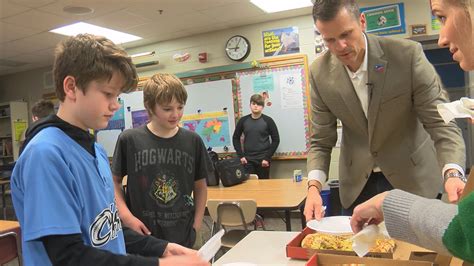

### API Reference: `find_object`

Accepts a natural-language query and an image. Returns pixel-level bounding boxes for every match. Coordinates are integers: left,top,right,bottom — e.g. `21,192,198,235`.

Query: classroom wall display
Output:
360,3,406,36
236,64,309,157
97,79,236,156
262,27,300,57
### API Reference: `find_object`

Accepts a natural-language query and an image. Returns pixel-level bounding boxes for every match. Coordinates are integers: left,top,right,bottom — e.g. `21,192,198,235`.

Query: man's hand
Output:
445,177,465,203
304,181,324,221
122,215,151,235
350,191,388,234
240,157,248,165
261,160,270,167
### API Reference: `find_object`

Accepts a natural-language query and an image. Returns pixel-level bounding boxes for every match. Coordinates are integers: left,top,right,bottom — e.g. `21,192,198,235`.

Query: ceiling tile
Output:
7,0,56,8
200,2,264,22
86,10,151,31
2,9,76,31
0,0,31,19
38,0,135,19
0,21,40,43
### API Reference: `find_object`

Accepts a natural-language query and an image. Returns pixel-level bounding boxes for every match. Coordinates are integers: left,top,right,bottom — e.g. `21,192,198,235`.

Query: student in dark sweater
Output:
232,94,280,179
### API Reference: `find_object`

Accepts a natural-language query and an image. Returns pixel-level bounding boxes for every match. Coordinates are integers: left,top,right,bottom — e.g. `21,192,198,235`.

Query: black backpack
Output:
207,150,220,186
214,157,249,187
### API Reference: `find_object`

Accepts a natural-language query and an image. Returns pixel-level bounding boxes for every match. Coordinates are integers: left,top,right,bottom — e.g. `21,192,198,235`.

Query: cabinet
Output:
0,101,28,165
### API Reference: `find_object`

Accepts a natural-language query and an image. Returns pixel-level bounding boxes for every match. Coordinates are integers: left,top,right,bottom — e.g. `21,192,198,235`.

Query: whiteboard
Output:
236,65,309,157
97,79,235,156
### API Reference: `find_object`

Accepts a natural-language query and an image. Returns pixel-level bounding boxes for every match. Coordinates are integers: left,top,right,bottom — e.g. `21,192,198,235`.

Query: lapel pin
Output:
374,64,385,73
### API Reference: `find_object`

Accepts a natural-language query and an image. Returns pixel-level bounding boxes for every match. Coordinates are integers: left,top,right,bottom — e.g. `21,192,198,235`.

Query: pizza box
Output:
305,253,436,266
286,227,394,260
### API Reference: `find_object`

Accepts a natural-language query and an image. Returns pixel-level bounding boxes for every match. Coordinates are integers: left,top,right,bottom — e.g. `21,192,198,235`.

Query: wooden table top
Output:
0,220,19,233
207,178,307,210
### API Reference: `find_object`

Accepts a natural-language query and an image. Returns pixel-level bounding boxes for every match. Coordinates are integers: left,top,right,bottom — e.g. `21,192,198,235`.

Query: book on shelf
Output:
2,139,12,156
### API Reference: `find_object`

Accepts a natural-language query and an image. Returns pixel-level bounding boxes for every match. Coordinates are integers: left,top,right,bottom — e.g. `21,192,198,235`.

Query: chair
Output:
207,199,263,249
0,229,22,265
249,174,259,180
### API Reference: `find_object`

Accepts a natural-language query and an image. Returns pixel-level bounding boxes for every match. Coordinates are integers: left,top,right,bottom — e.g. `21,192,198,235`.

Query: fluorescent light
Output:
131,51,155,58
50,22,142,44
250,0,312,13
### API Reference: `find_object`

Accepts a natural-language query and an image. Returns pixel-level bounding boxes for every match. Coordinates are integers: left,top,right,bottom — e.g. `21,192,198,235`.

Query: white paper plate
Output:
307,216,353,235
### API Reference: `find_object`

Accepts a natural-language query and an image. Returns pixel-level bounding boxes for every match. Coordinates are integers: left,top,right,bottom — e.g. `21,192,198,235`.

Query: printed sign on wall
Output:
262,27,300,57
360,3,406,36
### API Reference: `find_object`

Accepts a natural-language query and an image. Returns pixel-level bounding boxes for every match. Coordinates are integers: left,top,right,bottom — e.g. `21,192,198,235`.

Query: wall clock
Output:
225,35,251,61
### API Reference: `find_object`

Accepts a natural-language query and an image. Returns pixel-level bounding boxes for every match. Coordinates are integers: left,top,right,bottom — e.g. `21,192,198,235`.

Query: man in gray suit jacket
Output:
304,0,467,221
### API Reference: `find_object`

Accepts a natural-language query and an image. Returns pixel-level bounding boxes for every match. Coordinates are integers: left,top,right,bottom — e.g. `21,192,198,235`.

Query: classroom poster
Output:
280,72,303,109
360,3,406,36
103,98,125,130
13,120,27,141
180,111,231,149
253,74,274,93
262,27,300,57
131,110,149,128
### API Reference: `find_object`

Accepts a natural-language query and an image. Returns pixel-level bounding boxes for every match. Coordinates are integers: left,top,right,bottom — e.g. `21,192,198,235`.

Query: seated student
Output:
19,99,56,152
112,73,211,248
31,99,55,122
11,33,208,266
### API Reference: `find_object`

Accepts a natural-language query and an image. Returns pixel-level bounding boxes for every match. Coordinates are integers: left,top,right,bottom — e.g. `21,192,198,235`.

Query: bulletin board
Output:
94,54,311,159
236,64,310,158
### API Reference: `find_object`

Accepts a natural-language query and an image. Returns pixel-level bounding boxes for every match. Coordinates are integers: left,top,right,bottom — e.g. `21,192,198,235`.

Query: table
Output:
207,179,307,231
0,220,21,264
214,231,302,265
214,231,465,266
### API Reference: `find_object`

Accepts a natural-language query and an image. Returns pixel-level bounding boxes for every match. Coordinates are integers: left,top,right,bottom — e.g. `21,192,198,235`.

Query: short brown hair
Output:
53,34,137,101
31,99,55,118
312,0,360,23
250,94,264,106
143,73,187,116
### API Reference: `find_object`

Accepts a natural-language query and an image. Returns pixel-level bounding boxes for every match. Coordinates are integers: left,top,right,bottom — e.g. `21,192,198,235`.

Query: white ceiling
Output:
0,0,312,76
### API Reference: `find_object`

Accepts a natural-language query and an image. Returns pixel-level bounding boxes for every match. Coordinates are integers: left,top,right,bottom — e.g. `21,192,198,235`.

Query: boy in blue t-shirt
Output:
112,73,212,248
11,34,209,266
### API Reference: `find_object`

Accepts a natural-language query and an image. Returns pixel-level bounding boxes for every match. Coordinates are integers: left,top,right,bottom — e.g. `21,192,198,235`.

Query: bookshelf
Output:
0,101,28,166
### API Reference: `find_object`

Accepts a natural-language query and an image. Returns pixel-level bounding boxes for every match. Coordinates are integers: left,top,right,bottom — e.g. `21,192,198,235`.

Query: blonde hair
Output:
143,73,187,116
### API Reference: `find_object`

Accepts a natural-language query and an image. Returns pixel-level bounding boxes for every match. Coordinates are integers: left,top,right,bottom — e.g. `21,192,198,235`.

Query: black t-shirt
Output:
112,126,212,246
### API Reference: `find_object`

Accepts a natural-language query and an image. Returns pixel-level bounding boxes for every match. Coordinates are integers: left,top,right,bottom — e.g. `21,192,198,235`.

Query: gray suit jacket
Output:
307,34,465,208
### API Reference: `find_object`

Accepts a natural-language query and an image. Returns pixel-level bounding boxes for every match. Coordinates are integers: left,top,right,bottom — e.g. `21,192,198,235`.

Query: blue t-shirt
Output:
11,127,125,266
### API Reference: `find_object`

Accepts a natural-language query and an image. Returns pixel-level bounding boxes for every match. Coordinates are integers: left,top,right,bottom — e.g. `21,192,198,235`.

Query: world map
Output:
181,111,231,149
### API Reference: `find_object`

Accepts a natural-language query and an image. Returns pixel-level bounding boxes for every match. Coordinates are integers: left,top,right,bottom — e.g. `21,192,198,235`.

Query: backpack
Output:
206,150,220,186
214,157,249,187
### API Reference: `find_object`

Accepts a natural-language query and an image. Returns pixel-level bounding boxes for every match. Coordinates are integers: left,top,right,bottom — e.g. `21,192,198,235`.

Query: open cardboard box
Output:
286,227,394,260
305,252,439,266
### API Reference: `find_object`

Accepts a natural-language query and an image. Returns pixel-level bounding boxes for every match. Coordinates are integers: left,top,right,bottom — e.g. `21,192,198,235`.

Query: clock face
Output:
225,35,250,61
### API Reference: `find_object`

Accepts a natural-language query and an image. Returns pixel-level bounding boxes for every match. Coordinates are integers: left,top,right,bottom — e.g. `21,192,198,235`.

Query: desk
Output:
214,231,465,266
207,179,307,231
0,220,21,264
214,231,302,265
0,179,10,220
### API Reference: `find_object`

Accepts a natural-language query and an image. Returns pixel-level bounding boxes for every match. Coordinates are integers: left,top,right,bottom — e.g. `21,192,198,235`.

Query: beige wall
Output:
0,1,439,180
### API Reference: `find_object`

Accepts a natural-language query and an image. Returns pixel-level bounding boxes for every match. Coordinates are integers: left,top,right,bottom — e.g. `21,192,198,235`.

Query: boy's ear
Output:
63,76,77,101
